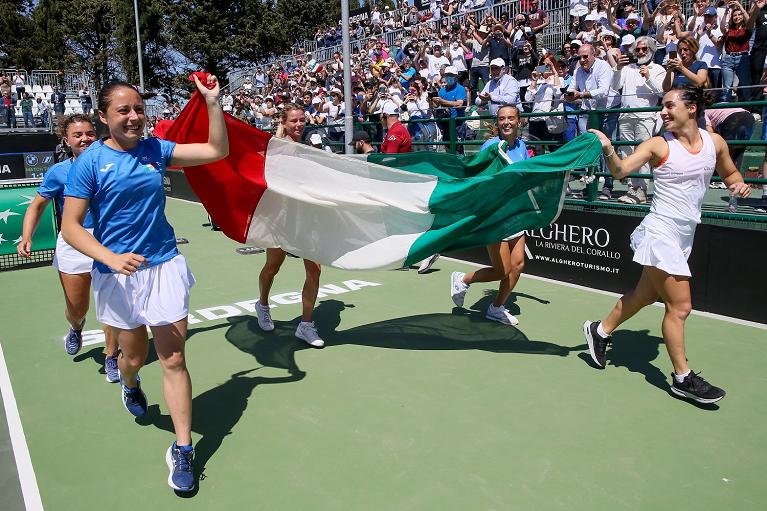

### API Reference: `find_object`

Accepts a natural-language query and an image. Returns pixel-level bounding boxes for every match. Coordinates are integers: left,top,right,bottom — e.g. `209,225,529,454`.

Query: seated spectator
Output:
476,58,523,115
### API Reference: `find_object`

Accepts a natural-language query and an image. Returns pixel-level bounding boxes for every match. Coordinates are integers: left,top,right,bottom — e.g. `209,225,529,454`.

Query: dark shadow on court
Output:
590,328,719,410
312,299,580,356
73,343,159,373
137,315,308,496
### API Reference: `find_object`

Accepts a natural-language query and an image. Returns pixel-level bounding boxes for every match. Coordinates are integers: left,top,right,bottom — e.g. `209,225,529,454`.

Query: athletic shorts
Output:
52,230,94,275
630,213,696,277
91,254,196,330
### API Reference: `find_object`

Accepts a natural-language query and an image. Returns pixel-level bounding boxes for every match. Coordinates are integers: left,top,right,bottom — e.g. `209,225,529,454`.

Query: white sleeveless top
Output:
651,129,716,224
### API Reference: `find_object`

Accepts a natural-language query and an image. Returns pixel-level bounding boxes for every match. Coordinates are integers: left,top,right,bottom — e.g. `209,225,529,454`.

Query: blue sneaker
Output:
104,355,119,383
120,375,147,417
166,442,195,492
65,327,83,356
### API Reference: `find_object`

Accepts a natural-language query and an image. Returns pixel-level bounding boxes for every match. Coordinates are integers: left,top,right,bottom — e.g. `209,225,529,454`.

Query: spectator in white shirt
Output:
565,42,614,134
34,96,51,128
612,36,666,205
476,58,523,114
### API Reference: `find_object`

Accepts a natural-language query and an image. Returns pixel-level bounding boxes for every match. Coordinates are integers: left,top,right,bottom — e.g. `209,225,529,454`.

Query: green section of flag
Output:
371,133,604,266
0,186,57,256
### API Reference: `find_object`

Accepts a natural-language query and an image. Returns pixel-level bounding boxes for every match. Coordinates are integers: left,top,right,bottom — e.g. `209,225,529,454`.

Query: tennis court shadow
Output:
312,299,580,356
137,366,305,495
73,344,159,374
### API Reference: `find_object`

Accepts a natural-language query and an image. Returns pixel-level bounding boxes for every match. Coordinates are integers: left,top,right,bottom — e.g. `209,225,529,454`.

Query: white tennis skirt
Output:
91,254,196,330
52,230,94,275
502,231,525,242
630,213,697,277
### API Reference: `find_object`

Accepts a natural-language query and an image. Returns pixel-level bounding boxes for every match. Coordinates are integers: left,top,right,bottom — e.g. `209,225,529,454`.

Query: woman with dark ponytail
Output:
61,75,228,492
582,85,751,405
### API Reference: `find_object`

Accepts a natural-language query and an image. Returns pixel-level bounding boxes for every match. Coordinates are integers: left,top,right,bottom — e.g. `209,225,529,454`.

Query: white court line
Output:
440,256,767,331
166,197,767,330
168,196,204,206
0,343,44,511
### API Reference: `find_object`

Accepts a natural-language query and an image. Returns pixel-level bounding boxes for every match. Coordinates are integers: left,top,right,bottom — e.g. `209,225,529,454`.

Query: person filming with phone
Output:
612,36,667,205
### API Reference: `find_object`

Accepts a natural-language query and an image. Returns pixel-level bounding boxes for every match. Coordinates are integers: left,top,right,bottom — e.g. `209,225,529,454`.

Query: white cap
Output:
585,14,598,21
601,30,617,40
620,34,636,47
489,58,506,68
162,109,171,114
309,133,323,145
444,66,458,75
571,39,583,47
626,13,640,21
312,97,322,104
382,102,399,116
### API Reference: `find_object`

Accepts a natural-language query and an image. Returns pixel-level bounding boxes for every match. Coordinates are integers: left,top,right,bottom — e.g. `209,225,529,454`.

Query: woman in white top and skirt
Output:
583,86,751,404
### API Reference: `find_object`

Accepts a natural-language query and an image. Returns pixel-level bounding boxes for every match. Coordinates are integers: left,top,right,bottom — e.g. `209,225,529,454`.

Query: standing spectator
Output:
476,58,523,114
20,92,33,128
663,36,709,90
525,58,564,146
720,1,759,102
2,91,16,128
526,0,549,40
434,66,468,142
380,101,412,153
221,91,234,113
567,42,613,198
485,21,513,65
78,84,93,114
13,69,25,98
419,43,450,83
35,96,52,128
749,0,767,101
254,68,266,94
613,36,666,204
52,86,66,117
404,76,437,150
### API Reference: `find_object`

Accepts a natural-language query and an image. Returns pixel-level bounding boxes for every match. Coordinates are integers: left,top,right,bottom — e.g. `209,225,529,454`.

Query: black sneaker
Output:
583,320,610,368
670,371,726,404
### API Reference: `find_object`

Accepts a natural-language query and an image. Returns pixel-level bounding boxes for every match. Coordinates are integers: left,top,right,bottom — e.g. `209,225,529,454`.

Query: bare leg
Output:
103,324,118,357
463,242,512,286
301,260,321,322
114,325,149,388
493,236,526,307
647,267,692,375
151,319,192,446
601,266,659,335
259,248,286,305
58,271,91,329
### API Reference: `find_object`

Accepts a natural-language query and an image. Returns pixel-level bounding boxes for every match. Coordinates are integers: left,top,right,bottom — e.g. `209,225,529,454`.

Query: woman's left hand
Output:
193,74,220,102
729,182,752,198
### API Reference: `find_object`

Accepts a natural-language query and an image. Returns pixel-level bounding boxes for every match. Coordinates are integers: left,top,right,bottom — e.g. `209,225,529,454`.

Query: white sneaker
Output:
417,254,440,274
295,321,325,348
450,272,469,307
485,305,519,326
255,302,275,331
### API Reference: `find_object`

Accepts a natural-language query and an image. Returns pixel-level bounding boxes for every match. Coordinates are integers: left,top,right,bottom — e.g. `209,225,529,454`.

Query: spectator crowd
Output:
221,0,767,204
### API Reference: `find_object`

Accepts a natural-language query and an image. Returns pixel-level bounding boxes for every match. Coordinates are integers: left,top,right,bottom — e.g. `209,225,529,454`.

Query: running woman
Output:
61,75,228,491
17,114,119,382
254,103,325,348
583,85,751,404
450,105,529,326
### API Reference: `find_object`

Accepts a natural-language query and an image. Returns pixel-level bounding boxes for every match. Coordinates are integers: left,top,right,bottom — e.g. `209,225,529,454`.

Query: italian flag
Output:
165,89,603,270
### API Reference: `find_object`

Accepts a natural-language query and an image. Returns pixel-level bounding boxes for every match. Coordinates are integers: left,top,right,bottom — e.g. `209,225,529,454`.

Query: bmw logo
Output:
25,154,39,166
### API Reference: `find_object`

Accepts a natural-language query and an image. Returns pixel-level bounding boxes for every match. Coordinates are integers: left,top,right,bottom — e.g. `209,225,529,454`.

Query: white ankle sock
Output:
596,322,610,338
674,369,691,383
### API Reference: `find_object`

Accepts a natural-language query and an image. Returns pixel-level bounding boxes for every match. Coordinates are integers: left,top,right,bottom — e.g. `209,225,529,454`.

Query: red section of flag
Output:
164,85,271,243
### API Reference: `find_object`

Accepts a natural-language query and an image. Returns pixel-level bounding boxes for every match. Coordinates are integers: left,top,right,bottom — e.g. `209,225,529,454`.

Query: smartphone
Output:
625,54,637,64
534,65,549,74
668,50,678,59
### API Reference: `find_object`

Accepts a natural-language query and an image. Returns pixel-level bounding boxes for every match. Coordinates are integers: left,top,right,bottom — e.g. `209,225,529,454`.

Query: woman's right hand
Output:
107,252,147,276
588,129,612,149
16,239,32,258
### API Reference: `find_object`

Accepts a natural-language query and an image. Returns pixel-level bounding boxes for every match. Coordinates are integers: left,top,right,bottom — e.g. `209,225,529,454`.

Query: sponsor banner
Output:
23,152,56,179
523,210,642,293
349,6,371,24
0,154,26,180
0,186,57,255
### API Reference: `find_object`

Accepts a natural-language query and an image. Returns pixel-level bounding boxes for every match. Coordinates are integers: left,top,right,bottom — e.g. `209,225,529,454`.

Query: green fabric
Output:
371,133,604,266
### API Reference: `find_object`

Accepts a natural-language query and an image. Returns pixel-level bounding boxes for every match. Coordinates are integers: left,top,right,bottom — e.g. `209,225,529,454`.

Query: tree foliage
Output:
0,0,346,94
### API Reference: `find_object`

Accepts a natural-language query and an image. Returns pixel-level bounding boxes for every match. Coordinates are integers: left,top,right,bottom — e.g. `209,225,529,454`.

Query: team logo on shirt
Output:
99,163,114,173
140,155,160,173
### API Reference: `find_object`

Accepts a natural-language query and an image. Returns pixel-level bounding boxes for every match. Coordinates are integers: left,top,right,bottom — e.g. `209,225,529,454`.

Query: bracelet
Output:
603,147,615,159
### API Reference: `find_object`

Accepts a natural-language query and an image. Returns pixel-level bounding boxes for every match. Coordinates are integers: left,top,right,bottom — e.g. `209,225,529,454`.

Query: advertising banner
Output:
0,186,57,256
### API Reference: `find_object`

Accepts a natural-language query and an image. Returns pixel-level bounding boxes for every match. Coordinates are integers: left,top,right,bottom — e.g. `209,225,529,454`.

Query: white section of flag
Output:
246,137,438,269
